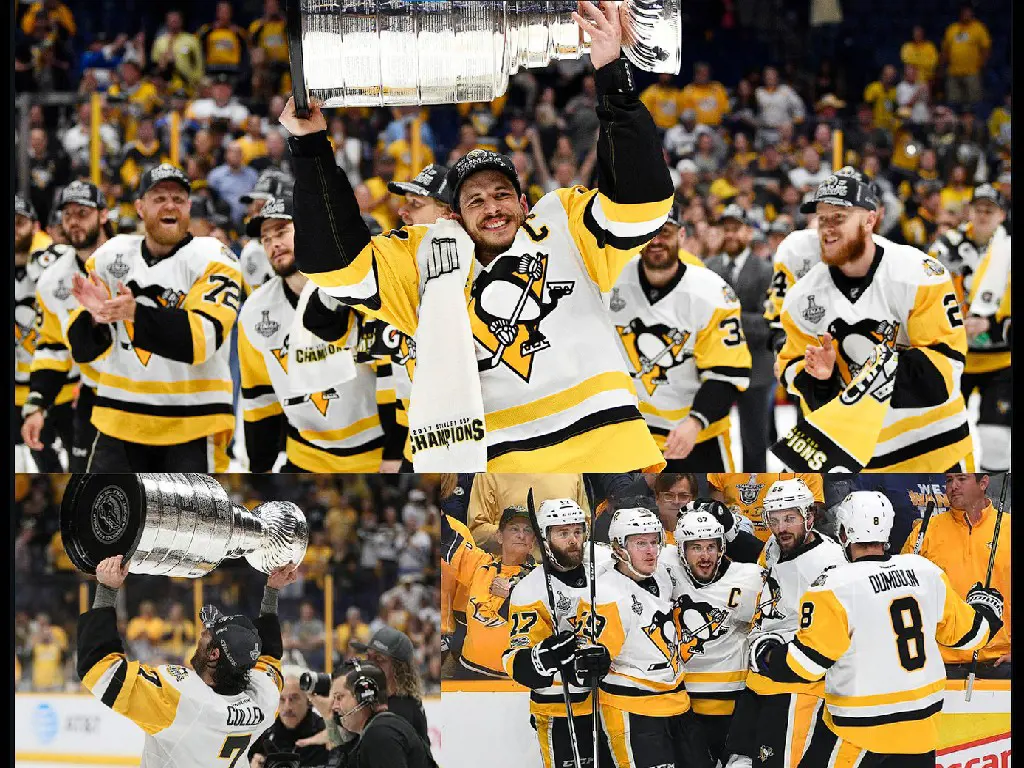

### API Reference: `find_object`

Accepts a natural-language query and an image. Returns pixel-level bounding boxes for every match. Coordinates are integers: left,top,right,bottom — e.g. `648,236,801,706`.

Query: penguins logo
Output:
269,334,339,416
14,299,39,355
827,317,900,379
752,572,786,629
735,473,765,506
470,252,574,382
641,607,682,673
616,318,692,395
676,594,729,659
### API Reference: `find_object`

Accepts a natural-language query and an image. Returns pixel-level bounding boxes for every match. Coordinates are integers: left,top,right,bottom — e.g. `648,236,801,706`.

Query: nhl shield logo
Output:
255,310,280,338
736,474,764,506
609,287,626,312
802,295,825,324
108,254,130,280
54,278,72,301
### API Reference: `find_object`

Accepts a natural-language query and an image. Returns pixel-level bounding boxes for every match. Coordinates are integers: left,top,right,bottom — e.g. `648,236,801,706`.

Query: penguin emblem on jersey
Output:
616,318,692,395
609,287,626,312
127,280,187,310
640,607,682,672
108,254,130,280
14,298,40,355
470,252,575,382
828,317,900,378
268,333,336,415
736,474,765,506
752,571,786,628
255,310,280,338
54,278,72,301
676,594,729,658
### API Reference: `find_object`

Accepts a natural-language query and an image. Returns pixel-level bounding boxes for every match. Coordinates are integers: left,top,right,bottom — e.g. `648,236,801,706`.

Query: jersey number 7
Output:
219,734,252,767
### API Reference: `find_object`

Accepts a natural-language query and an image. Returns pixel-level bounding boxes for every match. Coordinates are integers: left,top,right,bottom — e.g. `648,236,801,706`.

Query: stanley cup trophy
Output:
286,0,682,113
60,474,309,577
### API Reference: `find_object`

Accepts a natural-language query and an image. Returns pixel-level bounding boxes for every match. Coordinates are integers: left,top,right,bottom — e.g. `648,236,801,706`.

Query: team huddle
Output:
446,480,1004,768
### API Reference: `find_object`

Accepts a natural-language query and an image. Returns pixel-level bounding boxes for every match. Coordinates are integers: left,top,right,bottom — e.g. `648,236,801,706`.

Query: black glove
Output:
530,630,578,676
966,582,1004,634
302,289,351,343
573,643,611,687
691,498,736,538
748,632,785,675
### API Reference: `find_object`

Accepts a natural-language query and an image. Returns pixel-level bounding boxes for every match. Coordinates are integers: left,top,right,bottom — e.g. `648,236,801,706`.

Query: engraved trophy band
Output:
286,0,682,111
60,474,309,578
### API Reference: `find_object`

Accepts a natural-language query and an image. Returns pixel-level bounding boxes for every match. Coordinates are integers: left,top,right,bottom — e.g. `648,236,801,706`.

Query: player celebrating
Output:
660,506,766,764
280,1,674,472
609,201,752,470
502,498,604,768
239,169,294,293
928,184,1011,473
237,194,394,472
774,173,971,471
754,491,1004,766
78,555,298,768
388,163,453,226
22,181,111,471
724,478,845,768
67,164,243,471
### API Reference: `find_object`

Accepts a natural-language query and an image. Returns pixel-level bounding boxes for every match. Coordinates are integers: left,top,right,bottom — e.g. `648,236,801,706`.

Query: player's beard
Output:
776,529,806,556
66,220,101,250
465,207,525,261
144,210,190,247
820,224,868,267
550,541,584,570
271,251,298,278
190,643,214,676
15,230,33,255
641,241,677,271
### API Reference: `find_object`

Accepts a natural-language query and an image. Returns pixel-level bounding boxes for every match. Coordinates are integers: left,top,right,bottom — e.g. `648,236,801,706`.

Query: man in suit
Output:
705,205,774,471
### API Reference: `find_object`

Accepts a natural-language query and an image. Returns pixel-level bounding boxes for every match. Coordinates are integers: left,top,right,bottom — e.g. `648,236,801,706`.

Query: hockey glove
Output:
966,582,1004,635
692,498,739,542
573,642,611,687
531,630,578,676
441,633,451,655
748,632,786,675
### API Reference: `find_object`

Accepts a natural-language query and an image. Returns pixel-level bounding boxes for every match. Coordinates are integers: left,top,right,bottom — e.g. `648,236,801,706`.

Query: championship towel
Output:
771,344,898,472
407,219,487,471
286,280,357,396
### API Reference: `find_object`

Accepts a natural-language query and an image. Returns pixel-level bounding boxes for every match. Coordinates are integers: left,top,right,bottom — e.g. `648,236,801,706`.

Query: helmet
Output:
536,498,588,570
833,491,894,559
609,507,664,578
762,478,816,532
675,508,726,584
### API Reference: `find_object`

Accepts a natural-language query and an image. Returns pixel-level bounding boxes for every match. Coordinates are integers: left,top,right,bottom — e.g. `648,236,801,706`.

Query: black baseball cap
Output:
138,164,192,198
350,625,415,665
445,149,522,212
208,613,262,672
387,164,452,205
241,170,294,205
15,194,37,221
58,180,106,210
768,219,792,235
665,199,685,227
800,174,878,214
245,194,293,237
970,183,1006,208
834,164,883,201
499,505,531,529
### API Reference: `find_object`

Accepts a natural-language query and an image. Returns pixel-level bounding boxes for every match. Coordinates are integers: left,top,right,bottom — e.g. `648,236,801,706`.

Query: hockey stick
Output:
966,472,1009,702
588,491,600,768
527,488,584,768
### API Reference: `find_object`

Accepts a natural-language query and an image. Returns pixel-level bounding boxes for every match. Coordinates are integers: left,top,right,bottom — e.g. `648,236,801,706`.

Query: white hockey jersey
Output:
779,554,997,753
237,276,384,472
747,532,845,696
777,238,972,471
660,549,765,715
608,257,751,449
83,655,282,768
70,234,242,448
305,185,673,472
240,239,273,294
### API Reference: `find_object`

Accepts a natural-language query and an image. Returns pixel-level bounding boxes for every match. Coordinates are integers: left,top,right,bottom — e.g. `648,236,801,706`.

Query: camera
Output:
299,671,332,697
265,753,301,768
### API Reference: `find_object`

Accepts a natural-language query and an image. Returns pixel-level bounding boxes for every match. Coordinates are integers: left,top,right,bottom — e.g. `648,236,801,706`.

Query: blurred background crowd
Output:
13,473,442,695
15,0,1011,258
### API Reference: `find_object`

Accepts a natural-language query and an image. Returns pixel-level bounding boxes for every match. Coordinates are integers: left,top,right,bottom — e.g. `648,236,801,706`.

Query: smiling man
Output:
280,1,673,472
66,164,243,471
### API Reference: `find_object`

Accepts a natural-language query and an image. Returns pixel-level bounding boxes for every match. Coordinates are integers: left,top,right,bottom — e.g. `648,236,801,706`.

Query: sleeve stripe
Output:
948,611,987,649
244,400,284,421
590,193,670,237
100,659,128,709
582,196,663,251
242,384,276,398
36,342,69,352
698,365,753,378
194,309,225,350
927,341,966,364
792,636,835,672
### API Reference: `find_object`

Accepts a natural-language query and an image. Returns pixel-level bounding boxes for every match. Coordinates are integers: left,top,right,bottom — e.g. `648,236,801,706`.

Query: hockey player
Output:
774,173,971,471
78,555,298,768
280,2,674,472
67,165,243,471
14,193,78,471
582,506,714,768
237,194,393,472
928,184,1010,473
661,507,766,764
707,474,824,543
754,491,1004,765
724,478,845,768
609,201,752,470
239,169,294,294
503,498,607,768
388,162,453,227
459,505,537,678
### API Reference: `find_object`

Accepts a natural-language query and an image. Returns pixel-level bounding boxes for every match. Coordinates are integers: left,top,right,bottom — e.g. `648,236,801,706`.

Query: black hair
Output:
209,647,253,696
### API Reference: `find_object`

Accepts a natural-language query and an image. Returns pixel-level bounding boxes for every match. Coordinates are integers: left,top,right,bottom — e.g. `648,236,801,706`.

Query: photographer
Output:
248,673,331,768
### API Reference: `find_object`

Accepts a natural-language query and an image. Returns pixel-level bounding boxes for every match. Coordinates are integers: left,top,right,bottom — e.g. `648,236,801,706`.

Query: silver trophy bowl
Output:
286,0,681,111
60,474,309,578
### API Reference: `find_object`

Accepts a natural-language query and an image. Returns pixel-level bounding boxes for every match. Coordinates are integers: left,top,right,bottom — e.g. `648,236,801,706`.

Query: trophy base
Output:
60,474,147,575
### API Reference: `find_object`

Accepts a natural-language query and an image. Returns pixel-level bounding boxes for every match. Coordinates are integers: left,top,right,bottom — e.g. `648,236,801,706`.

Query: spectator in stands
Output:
651,473,698,542
726,78,759,138
60,101,118,174
249,0,290,78
397,517,433,581
327,114,363,187
118,115,171,195
664,108,705,165
126,600,165,664
355,150,400,232
680,62,730,127
755,66,806,143
863,64,901,136
20,0,76,42
563,73,599,155
208,141,259,227
295,601,327,671
896,64,932,133
902,181,943,247
693,130,725,184
29,615,68,692
641,72,685,132
157,602,196,664
941,2,991,111
351,626,430,741
941,163,974,215
198,1,249,82
788,145,832,195
901,25,940,88
237,114,269,166
902,473,1010,678
335,607,372,660
107,58,163,143
151,10,204,92
188,73,250,130
27,127,70,226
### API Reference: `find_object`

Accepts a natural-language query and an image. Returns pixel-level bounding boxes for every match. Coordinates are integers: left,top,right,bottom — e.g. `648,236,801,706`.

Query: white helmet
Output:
536,498,588,570
675,508,726,584
608,507,664,579
833,491,894,559
762,478,816,532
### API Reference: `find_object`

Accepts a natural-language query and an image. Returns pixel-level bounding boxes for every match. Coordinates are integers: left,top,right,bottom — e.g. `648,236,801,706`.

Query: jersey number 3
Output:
889,597,926,671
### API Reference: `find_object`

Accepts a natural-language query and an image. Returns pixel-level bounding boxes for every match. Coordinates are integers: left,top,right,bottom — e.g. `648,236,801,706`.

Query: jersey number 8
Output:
889,597,926,671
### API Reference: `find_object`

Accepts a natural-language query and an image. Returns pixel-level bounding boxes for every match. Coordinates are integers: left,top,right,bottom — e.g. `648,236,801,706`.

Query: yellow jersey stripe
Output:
485,370,636,432
100,371,233,395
